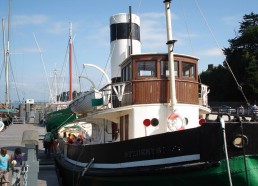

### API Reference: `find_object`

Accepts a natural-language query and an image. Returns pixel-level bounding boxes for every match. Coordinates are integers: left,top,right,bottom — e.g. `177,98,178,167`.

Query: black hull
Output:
3,115,13,128
56,122,258,175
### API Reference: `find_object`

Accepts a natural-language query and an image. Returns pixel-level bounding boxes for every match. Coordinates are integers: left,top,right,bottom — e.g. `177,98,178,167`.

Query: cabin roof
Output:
119,52,199,67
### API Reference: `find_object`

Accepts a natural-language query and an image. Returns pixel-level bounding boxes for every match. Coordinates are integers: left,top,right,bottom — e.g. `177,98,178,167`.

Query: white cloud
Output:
21,47,42,53
199,47,223,57
221,15,241,26
140,12,167,51
12,14,48,26
47,21,69,34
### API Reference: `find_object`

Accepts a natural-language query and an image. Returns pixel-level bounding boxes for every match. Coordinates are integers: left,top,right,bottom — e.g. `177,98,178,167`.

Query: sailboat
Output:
0,1,15,131
44,22,77,132
54,1,258,186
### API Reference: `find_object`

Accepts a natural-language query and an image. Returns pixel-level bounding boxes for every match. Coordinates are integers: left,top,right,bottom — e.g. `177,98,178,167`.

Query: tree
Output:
223,12,258,103
200,65,238,101
200,12,258,103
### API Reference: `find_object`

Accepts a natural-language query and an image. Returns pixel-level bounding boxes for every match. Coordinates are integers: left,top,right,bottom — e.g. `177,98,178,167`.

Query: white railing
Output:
12,117,25,124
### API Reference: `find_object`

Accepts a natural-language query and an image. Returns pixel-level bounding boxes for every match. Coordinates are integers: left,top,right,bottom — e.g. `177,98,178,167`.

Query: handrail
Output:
12,117,25,124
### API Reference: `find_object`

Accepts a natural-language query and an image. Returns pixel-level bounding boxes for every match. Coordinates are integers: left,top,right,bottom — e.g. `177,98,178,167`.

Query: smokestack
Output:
110,13,141,82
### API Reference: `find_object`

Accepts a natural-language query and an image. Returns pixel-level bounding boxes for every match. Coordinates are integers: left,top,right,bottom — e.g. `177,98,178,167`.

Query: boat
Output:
45,105,76,132
44,23,77,132
54,1,258,186
69,88,103,114
69,63,112,115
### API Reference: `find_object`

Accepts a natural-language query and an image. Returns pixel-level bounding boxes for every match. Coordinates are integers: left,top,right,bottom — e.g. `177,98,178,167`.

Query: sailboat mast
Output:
164,0,177,110
2,20,7,106
2,19,10,109
69,22,73,101
6,0,11,108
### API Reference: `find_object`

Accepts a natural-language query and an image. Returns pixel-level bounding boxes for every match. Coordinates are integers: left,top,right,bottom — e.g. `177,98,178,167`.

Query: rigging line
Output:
58,41,70,101
194,0,250,105
72,43,81,91
136,0,142,14
97,41,117,89
79,68,87,92
179,0,195,55
0,60,4,80
50,69,57,102
8,57,21,102
33,33,53,102
79,77,82,92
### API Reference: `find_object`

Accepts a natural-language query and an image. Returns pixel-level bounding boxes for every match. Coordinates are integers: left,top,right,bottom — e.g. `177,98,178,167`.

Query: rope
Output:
58,42,69,101
33,33,53,102
9,57,21,102
194,0,250,106
239,121,250,186
179,0,195,55
76,157,95,186
220,117,233,186
55,113,76,132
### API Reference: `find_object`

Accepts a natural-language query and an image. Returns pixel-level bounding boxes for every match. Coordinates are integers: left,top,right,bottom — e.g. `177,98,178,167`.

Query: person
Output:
10,148,23,186
72,134,77,144
43,132,53,158
239,105,244,115
51,129,58,155
76,138,82,145
0,147,10,186
67,133,73,144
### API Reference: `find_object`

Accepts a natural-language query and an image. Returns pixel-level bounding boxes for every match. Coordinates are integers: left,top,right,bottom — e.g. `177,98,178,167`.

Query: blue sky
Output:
0,0,257,103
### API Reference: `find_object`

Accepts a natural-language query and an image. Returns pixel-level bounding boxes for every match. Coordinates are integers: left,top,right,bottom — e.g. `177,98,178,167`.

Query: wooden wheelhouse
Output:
112,53,199,107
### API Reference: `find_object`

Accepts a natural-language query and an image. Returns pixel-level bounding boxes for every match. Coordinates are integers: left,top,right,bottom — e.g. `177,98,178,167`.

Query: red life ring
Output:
167,113,185,131
199,118,206,125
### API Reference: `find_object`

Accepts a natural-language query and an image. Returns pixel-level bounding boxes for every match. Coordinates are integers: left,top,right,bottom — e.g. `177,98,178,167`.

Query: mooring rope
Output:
220,117,233,186
240,121,250,186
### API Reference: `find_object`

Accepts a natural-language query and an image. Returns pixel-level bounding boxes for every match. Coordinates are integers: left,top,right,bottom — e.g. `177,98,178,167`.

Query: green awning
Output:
0,109,15,113
64,125,80,129
91,98,103,106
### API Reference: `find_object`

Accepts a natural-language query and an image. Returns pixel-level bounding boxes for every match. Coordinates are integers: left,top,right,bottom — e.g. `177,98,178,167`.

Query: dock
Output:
0,123,60,186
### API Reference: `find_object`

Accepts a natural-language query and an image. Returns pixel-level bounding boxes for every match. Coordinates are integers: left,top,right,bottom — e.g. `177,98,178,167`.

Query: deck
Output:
0,122,59,186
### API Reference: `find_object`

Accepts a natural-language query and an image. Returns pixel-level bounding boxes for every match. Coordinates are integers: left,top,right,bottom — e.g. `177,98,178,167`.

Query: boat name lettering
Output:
124,145,183,158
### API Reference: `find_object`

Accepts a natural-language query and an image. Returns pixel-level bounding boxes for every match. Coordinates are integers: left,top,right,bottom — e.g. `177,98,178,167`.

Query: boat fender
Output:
167,113,185,131
0,121,5,132
199,118,206,125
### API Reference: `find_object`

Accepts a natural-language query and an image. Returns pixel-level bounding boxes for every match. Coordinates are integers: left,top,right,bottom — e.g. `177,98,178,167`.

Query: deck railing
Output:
12,117,25,124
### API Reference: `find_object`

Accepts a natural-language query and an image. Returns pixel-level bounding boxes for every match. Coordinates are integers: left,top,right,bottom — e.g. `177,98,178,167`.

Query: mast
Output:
1,0,12,109
2,19,7,107
69,22,73,101
6,0,11,108
164,0,177,111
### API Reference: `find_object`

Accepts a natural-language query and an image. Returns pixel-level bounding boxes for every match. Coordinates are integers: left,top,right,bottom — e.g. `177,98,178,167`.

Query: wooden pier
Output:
0,122,59,186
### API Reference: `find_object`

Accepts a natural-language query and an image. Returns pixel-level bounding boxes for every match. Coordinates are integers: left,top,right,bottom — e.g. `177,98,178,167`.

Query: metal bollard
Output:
21,130,39,186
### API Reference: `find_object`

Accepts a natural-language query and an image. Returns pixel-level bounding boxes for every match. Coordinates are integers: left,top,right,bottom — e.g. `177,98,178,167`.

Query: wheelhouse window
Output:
182,62,196,79
137,60,156,77
160,60,179,77
122,62,132,81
